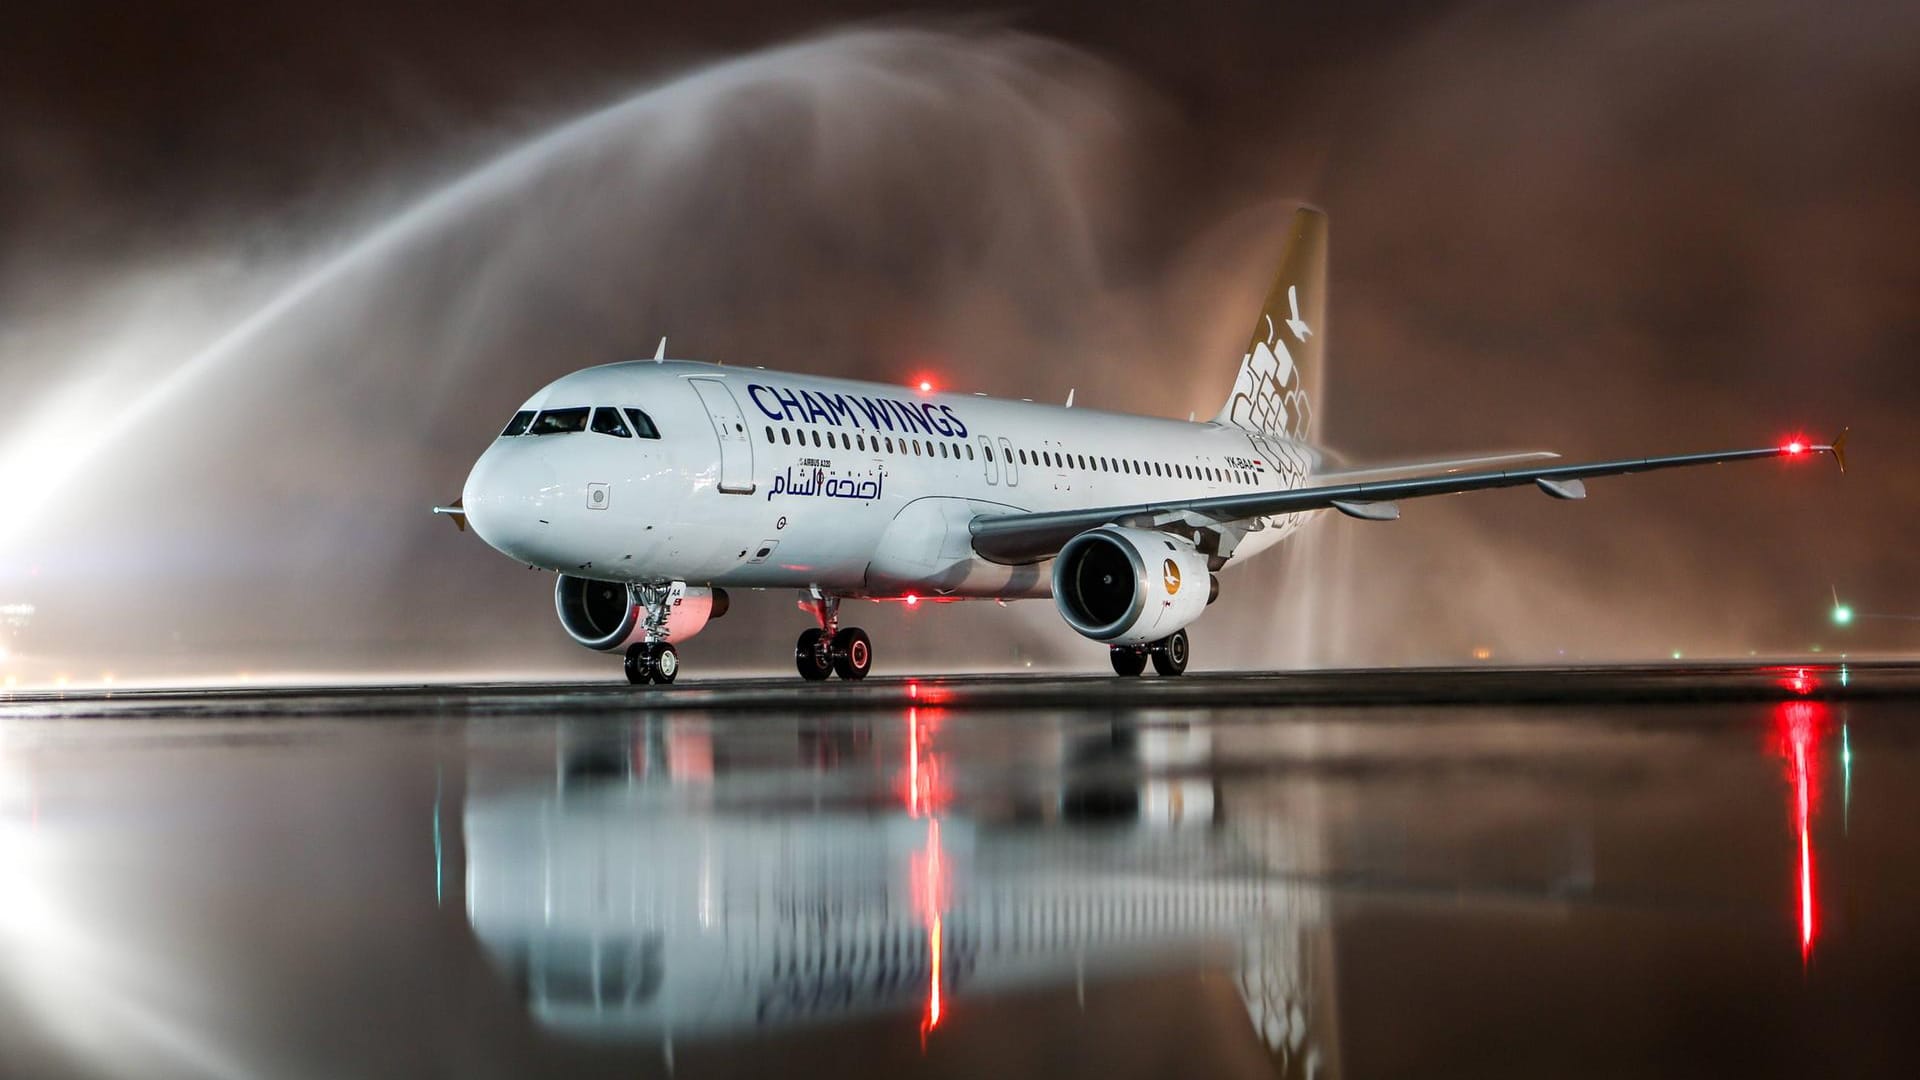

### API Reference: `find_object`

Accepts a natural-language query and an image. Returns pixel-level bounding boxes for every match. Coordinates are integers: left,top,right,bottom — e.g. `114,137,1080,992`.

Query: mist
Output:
0,3,1913,684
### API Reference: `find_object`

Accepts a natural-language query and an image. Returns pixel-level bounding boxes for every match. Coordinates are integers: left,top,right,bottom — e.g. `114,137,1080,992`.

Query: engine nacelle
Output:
1051,526,1213,645
553,576,729,651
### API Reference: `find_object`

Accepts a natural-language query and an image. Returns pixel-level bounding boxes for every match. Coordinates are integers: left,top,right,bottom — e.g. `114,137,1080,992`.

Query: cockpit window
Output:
591,407,633,438
528,407,590,435
500,410,536,437
625,408,661,440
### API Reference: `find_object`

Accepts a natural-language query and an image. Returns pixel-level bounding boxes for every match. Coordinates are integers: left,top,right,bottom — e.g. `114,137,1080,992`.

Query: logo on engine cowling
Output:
1163,559,1181,595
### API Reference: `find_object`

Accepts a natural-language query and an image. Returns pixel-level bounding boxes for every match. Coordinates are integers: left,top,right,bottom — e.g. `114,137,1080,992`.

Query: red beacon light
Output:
1784,440,1807,456
917,379,935,394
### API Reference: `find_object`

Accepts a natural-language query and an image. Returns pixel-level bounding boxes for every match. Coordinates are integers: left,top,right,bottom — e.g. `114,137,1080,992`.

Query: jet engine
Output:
553,576,728,651
1051,526,1214,645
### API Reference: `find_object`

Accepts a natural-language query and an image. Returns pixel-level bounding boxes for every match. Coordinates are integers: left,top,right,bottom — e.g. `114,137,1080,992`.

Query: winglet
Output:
432,498,468,533
654,337,667,363
1824,427,1849,473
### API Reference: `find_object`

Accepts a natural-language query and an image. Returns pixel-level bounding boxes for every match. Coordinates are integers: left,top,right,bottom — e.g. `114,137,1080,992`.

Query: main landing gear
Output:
1108,627,1190,677
795,592,874,681
624,583,680,686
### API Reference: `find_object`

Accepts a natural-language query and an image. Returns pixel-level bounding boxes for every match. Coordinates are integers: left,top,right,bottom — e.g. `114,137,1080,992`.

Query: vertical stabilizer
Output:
1213,208,1326,442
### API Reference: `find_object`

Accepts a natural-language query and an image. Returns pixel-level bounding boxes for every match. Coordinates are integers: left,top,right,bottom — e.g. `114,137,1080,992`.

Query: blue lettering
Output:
938,404,969,438
772,385,805,422
854,396,890,429
746,383,786,421
798,390,834,424
889,399,925,433
919,402,954,436
824,393,859,426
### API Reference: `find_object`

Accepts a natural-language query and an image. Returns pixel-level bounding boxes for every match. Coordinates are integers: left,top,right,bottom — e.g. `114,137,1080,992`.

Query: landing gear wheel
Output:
1110,645,1148,677
831,627,873,681
1150,628,1190,677
795,627,833,681
649,642,679,684
625,642,679,685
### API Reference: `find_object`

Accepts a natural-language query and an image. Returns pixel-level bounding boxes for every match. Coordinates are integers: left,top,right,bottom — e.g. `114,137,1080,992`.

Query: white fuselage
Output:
461,361,1318,599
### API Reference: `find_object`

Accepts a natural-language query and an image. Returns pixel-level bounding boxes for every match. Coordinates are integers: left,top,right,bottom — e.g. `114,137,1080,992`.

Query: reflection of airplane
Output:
437,209,1846,683
463,718,1337,1073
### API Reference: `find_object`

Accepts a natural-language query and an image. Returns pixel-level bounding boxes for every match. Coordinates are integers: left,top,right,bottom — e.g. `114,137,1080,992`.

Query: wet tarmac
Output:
2,663,1916,1078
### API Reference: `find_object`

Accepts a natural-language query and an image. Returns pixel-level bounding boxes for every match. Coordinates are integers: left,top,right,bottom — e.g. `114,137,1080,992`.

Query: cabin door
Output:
688,379,756,495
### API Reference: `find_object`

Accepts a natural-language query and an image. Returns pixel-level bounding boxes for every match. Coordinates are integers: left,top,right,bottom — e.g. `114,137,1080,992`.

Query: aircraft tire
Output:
624,644,650,686
831,628,873,681
1109,645,1148,677
795,628,833,681
1150,629,1190,677
649,642,679,685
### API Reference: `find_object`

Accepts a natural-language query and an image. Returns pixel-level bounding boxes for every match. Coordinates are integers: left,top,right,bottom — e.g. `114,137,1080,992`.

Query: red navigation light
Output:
1785,441,1806,455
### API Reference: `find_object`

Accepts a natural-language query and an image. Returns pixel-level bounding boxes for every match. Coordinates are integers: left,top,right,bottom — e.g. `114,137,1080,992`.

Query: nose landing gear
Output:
622,582,681,685
796,591,874,681
624,641,679,685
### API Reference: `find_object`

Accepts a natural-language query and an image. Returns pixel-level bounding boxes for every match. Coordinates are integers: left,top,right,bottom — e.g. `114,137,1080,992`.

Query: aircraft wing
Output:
968,432,1847,565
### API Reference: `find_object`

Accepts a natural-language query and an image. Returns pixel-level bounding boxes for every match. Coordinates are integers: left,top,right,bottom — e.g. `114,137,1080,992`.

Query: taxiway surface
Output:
1,663,1915,1078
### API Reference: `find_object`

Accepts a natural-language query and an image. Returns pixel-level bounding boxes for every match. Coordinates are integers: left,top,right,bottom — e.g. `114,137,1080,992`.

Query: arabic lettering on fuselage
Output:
767,466,885,503
746,382,969,439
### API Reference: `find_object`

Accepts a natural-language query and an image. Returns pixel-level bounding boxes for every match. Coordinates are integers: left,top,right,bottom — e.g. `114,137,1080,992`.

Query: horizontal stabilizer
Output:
1331,499,1400,521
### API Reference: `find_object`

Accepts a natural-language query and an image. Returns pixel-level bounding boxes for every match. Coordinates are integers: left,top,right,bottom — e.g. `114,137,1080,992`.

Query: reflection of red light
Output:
908,706,920,816
1773,701,1828,960
913,803,948,1038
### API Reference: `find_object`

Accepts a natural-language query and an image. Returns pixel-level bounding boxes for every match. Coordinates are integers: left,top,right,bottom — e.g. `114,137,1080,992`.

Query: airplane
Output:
437,209,1847,685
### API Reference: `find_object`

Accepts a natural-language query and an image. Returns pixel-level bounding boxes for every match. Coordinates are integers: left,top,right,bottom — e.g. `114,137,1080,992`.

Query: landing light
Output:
1832,604,1854,626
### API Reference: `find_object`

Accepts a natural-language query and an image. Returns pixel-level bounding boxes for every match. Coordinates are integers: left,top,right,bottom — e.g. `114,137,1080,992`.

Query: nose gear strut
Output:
623,582,681,686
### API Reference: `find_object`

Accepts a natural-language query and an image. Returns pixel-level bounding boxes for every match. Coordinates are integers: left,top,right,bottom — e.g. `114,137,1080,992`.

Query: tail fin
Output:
1213,208,1326,442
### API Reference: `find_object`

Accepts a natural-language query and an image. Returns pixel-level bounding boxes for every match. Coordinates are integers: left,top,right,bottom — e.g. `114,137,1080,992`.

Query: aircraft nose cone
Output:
462,443,559,564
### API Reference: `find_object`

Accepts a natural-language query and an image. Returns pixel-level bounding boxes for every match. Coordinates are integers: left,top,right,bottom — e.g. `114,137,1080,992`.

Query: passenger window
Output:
985,445,994,462
966,444,974,460
765,426,774,443
856,434,867,451
811,431,821,447
500,410,536,437
1018,449,1028,465
939,443,949,458
591,407,633,437
885,437,895,453
529,407,590,435
624,409,661,439
781,429,791,445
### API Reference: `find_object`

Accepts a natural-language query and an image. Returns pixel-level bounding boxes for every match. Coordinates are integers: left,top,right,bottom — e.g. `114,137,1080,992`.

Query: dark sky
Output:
1,1,1915,679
